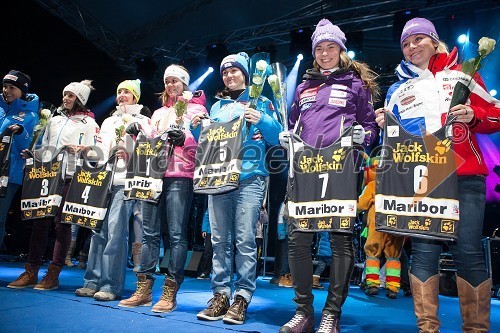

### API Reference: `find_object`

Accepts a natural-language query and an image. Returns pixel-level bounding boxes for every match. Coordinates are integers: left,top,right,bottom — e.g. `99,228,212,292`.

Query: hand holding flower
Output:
244,108,262,125
449,36,496,110
174,91,193,127
30,107,55,150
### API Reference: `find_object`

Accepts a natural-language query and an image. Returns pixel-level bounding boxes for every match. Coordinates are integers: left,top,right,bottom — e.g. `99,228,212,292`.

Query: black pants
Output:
199,233,213,275
288,229,354,317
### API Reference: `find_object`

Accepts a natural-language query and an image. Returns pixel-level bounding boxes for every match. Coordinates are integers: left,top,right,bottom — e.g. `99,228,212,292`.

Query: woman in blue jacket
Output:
0,70,39,247
192,52,282,325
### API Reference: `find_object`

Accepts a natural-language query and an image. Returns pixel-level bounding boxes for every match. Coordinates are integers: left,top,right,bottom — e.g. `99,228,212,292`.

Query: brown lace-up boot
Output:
34,264,63,290
151,278,179,313
7,264,40,289
118,274,154,308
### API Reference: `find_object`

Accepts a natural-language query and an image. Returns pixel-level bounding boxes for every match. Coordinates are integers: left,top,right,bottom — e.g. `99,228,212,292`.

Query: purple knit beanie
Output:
400,17,439,49
311,18,347,55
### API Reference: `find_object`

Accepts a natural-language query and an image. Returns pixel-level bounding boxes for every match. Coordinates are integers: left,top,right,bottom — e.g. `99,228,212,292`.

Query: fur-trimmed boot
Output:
456,276,491,333
65,240,76,267
78,250,88,269
132,242,142,272
410,274,440,333
313,275,324,289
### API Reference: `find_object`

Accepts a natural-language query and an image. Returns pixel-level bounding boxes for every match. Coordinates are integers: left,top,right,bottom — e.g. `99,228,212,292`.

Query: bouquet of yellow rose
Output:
267,62,288,130
174,90,193,128
30,102,57,150
115,113,133,145
248,52,270,109
450,37,496,108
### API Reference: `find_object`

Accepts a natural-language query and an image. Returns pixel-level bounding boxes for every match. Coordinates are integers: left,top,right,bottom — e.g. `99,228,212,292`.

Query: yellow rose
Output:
267,74,279,87
122,113,133,124
182,91,193,101
40,109,51,118
256,60,268,72
478,37,496,57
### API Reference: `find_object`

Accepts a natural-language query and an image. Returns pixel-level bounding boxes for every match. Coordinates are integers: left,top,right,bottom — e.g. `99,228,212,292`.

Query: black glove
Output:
125,122,141,136
168,129,185,147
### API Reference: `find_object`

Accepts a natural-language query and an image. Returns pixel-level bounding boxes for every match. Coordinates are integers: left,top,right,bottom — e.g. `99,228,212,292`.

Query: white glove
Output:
279,131,304,151
279,131,292,150
352,124,366,144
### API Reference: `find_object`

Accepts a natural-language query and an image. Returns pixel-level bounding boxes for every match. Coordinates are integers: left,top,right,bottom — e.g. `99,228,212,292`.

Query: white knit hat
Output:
163,65,190,86
63,80,93,105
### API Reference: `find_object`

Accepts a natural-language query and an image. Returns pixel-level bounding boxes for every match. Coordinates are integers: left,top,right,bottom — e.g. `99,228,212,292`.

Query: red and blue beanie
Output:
220,52,249,82
3,70,31,96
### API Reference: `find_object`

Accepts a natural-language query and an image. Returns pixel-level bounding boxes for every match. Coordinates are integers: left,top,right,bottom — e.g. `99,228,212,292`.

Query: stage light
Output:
457,34,469,44
188,67,215,91
297,54,303,61
347,50,356,59
286,56,303,107
490,89,497,97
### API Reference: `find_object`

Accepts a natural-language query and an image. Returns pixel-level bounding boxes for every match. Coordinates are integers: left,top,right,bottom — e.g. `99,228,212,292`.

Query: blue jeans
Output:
140,177,193,285
83,186,134,296
314,256,332,276
0,183,20,247
208,175,266,304
411,176,488,287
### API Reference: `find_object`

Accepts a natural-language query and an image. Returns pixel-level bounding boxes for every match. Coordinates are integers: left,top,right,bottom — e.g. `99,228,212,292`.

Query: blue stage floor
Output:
0,261,498,332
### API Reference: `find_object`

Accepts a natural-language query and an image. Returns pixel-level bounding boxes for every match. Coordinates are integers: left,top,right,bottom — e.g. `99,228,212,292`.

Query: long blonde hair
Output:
314,52,381,102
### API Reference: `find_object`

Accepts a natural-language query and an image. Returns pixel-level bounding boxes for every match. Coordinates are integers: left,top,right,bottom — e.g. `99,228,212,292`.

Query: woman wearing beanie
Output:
118,65,208,311
192,52,282,325
75,79,152,301
0,70,39,247
279,18,379,333
7,79,99,290
375,17,499,332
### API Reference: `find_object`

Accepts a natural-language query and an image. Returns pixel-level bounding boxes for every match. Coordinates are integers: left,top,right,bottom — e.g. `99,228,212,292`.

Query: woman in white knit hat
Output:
119,65,208,312
8,80,100,291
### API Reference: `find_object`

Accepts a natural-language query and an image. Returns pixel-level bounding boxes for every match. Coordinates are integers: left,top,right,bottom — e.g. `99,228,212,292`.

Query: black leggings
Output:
288,230,354,317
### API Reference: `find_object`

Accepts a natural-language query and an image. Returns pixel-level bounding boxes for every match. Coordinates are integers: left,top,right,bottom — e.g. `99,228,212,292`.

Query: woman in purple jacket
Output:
279,18,379,333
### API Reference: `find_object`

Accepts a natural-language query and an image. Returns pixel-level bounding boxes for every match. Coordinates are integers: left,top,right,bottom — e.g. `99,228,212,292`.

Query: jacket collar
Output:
395,47,459,80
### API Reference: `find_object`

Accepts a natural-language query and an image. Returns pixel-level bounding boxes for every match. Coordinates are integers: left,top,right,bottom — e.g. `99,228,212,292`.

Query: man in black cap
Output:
0,69,39,250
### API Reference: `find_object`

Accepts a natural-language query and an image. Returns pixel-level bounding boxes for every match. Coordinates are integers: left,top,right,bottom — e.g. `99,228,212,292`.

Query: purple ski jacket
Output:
289,68,378,148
